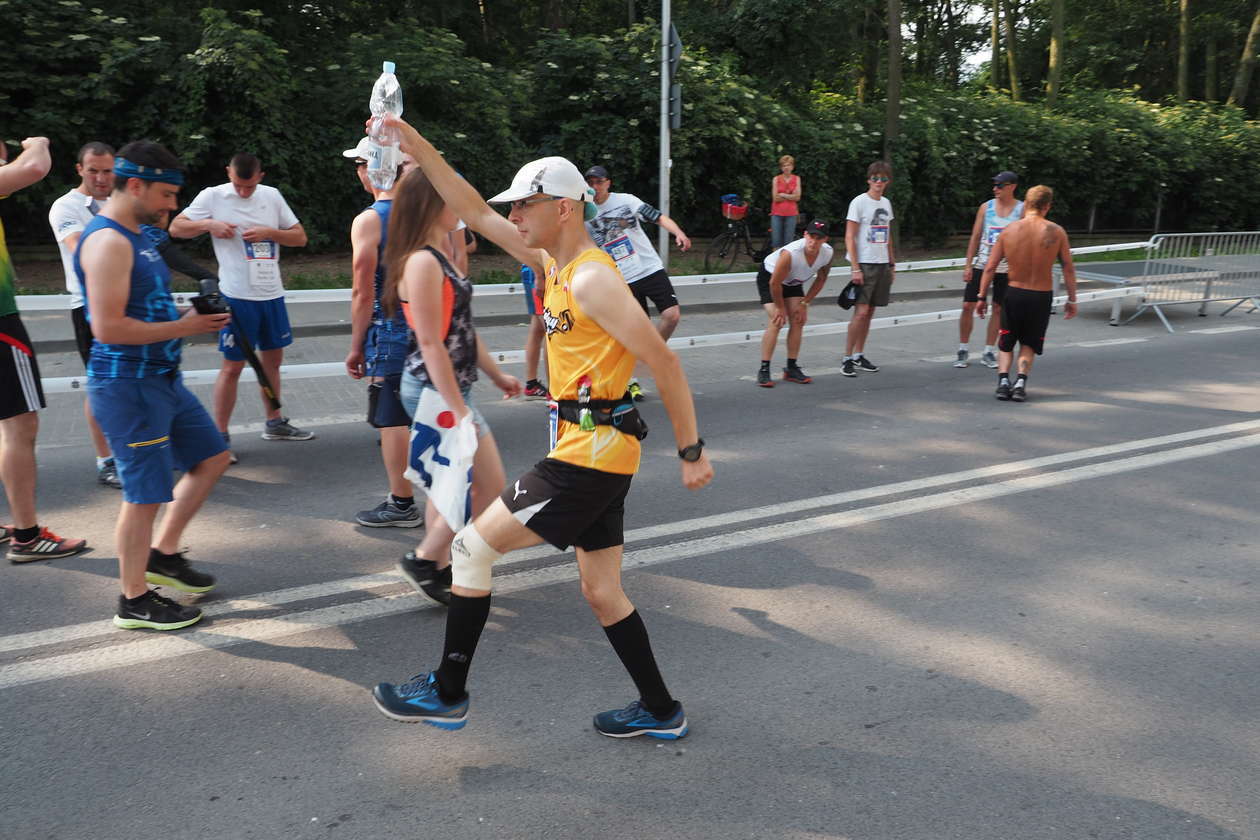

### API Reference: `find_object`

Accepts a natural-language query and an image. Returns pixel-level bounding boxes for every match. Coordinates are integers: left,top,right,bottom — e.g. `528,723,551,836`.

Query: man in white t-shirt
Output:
843,161,896,378
170,153,312,448
584,165,691,401
754,220,833,387
46,140,121,488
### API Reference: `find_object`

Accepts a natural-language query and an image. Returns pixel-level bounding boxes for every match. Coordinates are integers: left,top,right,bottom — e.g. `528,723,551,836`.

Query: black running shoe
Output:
398,552,452,605
855,356,879,372
146,549,216,594
783,365,812,384
1011,382,1027,402
995,381,1012,401
756,368,774,388
113,589,203,631
841,359,857,377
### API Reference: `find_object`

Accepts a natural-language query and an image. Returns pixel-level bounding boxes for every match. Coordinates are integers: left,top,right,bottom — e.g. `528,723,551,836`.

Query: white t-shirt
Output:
762,237,834,285
846,193,894,265
585,192,665,284
48,188,102,305
179,183,300,300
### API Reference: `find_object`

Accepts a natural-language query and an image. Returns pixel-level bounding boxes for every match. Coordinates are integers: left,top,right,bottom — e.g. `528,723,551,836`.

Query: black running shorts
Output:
71,306,94,366
963,267,1009,306
628,269,679,316
755,267,806,305
998,286,1053,355
0,313,46,420
501,458,634,552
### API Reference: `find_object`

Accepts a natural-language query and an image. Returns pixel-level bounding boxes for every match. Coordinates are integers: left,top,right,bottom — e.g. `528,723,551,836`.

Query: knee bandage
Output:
450,523,502,591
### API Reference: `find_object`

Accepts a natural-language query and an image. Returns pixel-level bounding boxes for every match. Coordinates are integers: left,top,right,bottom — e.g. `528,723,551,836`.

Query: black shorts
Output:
629,269,679,316
367,372,410,429
501,458,633,552
755,267,806,305
963,267,1009,306
0,313,46,420
998,286,1053,355
71,306,95,366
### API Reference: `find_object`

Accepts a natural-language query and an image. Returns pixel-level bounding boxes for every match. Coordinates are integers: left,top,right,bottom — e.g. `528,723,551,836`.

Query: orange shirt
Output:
542,248,639,475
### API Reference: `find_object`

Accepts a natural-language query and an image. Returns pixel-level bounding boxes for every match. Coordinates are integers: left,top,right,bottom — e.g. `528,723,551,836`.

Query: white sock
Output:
984,345,995,354
844,355,853,362
96,456,109,468
959,343,968,352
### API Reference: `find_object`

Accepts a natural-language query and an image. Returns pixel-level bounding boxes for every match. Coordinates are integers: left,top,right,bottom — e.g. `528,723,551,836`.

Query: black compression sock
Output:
603,610,675,720
13,525,39,544
390,494,414,510
787,358,797,368
759,360,770,371
434,593,492,702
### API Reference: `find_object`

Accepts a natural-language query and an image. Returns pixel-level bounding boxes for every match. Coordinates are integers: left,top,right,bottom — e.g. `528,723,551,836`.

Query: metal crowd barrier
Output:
1125,231,1260,332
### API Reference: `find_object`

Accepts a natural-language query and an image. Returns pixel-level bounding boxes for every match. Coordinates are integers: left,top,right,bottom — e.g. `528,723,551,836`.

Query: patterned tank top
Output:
543,248,639,475
404,246,477,390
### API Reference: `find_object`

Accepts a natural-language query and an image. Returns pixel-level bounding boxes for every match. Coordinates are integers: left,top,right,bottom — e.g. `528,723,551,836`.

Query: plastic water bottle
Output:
367,60,403,190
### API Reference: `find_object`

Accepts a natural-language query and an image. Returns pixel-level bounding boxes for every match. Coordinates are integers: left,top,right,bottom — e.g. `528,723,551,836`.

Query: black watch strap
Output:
678,438,705,462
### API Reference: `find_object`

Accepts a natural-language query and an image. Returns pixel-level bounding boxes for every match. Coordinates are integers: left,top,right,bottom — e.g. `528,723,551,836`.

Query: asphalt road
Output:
2,294,1257,840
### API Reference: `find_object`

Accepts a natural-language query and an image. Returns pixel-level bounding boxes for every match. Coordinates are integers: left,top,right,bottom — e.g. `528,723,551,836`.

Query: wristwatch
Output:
678,439,705,462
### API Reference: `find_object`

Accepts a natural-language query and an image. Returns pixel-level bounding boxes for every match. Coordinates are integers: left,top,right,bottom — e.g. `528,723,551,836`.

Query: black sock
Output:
526,379,542,388
787,358,797,368
603,610,675,719
759,360,770,371
434,593,492,702
390,493,414,510
998,371,1010,384
13,525,39,543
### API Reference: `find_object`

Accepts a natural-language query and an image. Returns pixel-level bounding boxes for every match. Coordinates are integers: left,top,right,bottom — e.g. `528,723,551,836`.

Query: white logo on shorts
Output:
513,480,527,501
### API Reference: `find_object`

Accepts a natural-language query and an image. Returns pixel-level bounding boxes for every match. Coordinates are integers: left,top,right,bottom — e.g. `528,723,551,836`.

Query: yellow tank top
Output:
542,248,640,475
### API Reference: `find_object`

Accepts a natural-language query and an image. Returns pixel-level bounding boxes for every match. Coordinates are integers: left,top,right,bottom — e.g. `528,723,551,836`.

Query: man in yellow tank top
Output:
369,117,713,740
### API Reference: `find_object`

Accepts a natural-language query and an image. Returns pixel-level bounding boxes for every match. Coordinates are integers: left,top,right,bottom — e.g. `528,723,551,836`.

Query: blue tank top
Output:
974,199,1024,271
74,215,182,378
370,199,407,331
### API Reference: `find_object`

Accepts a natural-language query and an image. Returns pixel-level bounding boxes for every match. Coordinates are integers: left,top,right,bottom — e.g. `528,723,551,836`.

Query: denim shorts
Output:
399,370,490,439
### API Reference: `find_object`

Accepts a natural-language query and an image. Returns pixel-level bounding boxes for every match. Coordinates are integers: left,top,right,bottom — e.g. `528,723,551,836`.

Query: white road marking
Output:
3,425,1259,690
1073,337,1150,347
1188,325,1260,335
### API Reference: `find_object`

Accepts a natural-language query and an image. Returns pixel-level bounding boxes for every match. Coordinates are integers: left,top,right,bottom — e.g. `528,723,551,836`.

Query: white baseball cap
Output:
487,156,597,221
342,137,372,161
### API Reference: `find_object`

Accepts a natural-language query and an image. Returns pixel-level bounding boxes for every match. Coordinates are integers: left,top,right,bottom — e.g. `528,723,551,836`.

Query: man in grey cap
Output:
366,116,713,741
954,171,1023,369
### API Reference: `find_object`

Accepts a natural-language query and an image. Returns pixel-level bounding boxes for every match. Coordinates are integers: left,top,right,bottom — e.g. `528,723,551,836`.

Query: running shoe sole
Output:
371,686,468,729
783,372,812,384
261,432,315,441
0,525,12,544
144,571,216,594
1011,388,1027,403
757,380,774,388
355,514,423,528
595,719,690,740
113,612,203,631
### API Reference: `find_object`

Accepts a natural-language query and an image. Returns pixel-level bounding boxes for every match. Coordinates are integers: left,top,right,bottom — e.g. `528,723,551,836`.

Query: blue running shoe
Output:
593,699,688,740
372,672,468,730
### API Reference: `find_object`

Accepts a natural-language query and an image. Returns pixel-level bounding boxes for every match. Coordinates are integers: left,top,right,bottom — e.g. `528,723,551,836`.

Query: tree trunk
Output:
990,0,1001,90
1227,6,1260,106
627,0,636,27
945,0,961,88
1205,37,1217,101
885,0,903,162
1001,0,1021,100
1046,0,1064,104
1177,0,1190,102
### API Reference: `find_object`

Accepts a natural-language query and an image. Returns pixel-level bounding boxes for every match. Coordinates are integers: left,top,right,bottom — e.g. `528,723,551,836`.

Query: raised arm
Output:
0,137,51,194
383,116,545,278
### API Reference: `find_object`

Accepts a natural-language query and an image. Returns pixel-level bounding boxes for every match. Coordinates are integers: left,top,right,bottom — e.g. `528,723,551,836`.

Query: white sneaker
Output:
953,349,969,368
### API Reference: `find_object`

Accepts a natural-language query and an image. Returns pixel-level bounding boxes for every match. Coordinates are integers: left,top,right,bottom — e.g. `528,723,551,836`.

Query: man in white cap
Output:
368,117,713,740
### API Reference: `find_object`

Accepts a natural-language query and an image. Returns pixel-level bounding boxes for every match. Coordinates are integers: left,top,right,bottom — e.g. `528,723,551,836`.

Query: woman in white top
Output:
754,220,834,387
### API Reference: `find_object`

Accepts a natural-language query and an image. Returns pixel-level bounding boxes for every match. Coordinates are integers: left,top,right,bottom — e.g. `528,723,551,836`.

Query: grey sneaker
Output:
953,349,969,368
261,418,314,441
97,457,122,488
356,498,423,528
981,350,999,368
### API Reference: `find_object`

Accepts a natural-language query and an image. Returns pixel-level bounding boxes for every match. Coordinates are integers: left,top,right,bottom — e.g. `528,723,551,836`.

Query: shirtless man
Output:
977,185,1077,403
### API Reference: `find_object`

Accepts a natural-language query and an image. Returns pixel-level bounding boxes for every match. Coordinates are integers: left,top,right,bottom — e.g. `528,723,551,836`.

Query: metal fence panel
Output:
1134,231,1260,331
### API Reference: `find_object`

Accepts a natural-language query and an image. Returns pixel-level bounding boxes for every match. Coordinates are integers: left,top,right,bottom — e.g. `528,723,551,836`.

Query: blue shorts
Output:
522,266,541,316
219,296,293,360
88,374,228,504
399,370,490,439
364,320,410,377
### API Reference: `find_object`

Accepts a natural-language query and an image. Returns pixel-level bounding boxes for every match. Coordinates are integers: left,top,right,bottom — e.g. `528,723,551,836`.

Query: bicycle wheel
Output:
704,230,740,274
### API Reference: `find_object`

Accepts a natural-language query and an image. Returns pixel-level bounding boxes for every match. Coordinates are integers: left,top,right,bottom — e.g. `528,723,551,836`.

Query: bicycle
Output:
704,194,773,274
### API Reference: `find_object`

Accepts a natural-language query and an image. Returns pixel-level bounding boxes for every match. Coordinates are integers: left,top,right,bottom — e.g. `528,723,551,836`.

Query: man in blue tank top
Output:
955,171,1024,369
75,140,233,631
342,138,420,529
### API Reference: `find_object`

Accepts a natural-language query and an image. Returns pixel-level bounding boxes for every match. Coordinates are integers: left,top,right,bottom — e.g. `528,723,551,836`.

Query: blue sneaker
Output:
593,699,688,740
371,672,468,730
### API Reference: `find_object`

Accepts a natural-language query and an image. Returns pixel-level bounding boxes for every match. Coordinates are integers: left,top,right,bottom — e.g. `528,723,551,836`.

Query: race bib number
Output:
867,225,889,245
986,225,1005,245
602,234,641,276
244,239,281,288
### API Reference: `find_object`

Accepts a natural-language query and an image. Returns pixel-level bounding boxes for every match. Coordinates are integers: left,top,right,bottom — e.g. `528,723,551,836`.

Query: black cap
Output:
805,219,830,237
992,171,1018,185
584,165,610,180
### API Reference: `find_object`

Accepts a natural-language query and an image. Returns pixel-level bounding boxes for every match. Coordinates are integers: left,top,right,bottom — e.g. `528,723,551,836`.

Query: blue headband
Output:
114,157,184,186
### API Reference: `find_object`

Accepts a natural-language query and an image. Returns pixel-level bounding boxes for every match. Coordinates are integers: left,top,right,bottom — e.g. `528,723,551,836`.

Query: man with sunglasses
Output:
955,171,1023,369
843,161,896,377
367,116,713,741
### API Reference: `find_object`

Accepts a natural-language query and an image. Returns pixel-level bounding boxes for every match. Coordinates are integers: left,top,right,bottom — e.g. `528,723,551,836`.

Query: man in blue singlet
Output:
75,140,233,631
954,171,1023,369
